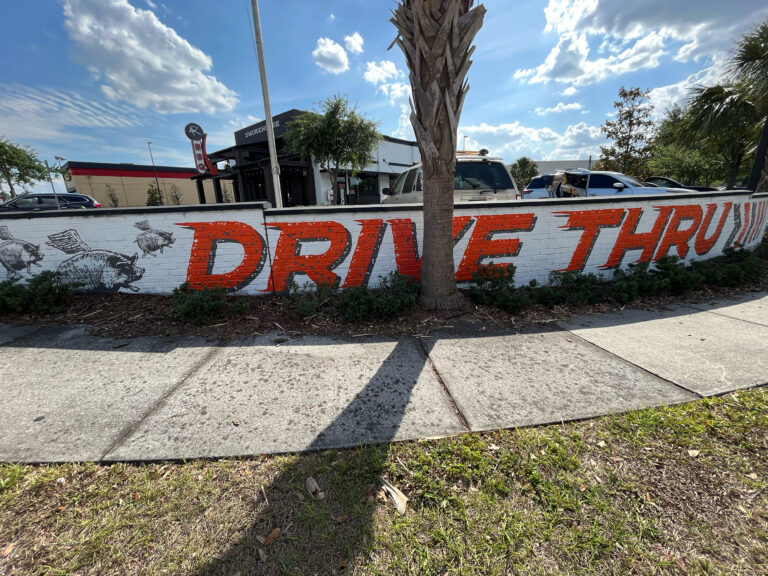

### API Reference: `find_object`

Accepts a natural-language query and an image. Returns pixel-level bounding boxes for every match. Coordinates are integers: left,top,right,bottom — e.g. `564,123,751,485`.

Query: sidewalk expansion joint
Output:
417,337,471,432
687,305,768,329
99,343,223,461
563,330,704,400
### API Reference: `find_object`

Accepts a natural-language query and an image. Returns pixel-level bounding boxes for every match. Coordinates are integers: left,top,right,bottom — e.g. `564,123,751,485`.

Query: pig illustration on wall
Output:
46,229,144,293
0,226,44,278
134,220,175,257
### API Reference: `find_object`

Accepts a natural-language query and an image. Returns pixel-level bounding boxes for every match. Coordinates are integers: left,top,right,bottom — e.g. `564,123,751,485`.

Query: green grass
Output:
1,389,767,575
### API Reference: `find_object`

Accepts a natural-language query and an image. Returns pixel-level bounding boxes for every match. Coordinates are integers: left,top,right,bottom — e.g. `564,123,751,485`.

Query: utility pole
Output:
250,0,283,208
147,141,163,204
44,160,60,210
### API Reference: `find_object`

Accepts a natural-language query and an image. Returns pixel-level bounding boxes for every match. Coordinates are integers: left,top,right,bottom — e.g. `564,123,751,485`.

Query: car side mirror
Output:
613,182,625,190
382,187,392,196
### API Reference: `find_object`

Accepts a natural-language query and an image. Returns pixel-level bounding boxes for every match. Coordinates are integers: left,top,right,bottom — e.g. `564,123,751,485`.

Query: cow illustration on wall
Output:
134,220,175,257
0,226,44,278
46,229,145,293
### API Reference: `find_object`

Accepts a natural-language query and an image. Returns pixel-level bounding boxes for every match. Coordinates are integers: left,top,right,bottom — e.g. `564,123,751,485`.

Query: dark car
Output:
644,176,717,192
0,193,102,212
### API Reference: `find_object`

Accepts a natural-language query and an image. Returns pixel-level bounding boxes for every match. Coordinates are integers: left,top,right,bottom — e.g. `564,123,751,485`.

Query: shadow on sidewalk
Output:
187,337,435,576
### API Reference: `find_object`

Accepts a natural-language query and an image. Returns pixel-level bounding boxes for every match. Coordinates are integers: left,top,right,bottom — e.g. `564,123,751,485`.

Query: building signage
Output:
184,123,218,175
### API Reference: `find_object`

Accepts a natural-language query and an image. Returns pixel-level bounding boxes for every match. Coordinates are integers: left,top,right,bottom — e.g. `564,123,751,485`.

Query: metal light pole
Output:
44,160,61,210
147,141,163,203
250,0,283,208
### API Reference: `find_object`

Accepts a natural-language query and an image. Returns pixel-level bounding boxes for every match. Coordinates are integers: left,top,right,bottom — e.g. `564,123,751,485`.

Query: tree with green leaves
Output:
508,157,539,188
0,138,51,198
684,84,761,189
391,0,485,310
733,20,768,191
648,105,721,185
146,183,164,206
284,95,381,205
596,87,654,178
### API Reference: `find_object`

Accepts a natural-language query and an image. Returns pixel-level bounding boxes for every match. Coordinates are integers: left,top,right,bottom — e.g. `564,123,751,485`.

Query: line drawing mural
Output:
0,225,44,279
134,220,175,257
1,193,764,295
46,229,145,293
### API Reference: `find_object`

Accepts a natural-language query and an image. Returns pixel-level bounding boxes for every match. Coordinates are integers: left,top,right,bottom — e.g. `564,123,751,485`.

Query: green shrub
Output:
171,283,249,325
286,273,420,323
469,247,766,316
468,264,531,314
335,273,420,322
0,271,76,315
287,281,335,318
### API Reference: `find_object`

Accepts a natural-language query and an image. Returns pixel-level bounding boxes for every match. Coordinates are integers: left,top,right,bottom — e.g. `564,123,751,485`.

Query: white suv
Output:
549,170,688,197
382,153,519,204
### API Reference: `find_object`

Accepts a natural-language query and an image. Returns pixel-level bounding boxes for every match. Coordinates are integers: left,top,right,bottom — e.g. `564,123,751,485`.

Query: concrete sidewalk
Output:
1,293,766,463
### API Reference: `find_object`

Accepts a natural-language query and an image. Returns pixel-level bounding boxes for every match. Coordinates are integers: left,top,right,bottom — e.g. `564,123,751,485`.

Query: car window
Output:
621,175,651,187
415,169,423,192
390,171,408,196
527,175,554,189
454,162,514,190
588,174,620,188
15,197,40,208
401,169,417,194
38,196,61,207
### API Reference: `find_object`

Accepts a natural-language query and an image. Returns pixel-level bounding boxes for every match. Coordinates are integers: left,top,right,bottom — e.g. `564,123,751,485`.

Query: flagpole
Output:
250,0,283,208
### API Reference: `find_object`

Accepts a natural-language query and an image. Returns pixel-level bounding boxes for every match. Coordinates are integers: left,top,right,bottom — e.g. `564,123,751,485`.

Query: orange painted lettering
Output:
694,203,732,256
178,221,266,290
343,219,387,288
601,207,673,268
655,205,703,260
267,221,351,293
555,209,625,272
456,214,537,281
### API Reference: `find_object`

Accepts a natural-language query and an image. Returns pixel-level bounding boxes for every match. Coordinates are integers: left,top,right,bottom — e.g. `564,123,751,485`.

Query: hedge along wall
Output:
0,191,766,295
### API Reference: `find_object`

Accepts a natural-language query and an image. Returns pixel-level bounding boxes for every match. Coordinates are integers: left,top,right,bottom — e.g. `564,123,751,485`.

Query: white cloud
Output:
0,83,144,143
63,0,238,114
518,30,666,88
393,104,415,140
535,102,582,116
648,54,729,120
363,60,404,86
312,38,349,74
518,0,768,90
454,120,603,163
344,32,364,55
144,0,156,9
328,13,336,21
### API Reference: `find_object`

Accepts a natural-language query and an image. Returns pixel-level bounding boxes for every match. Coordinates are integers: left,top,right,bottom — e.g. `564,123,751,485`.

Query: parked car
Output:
644,175,717,192
521,173,556,199
548,170,689,197
382,152,519,204
0,192,102,212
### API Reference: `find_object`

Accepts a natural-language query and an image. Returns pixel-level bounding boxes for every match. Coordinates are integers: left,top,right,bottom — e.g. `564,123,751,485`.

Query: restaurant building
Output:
203,109,420,207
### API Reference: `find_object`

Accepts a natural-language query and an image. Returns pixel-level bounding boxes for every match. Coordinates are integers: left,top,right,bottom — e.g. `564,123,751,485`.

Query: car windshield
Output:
621,175,651,187
454,162,514,190
527,175,554,188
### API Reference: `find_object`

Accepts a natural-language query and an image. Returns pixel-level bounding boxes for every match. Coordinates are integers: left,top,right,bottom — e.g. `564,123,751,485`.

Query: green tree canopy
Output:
284,95,381,205
684,84,761,188
0,138,51,198
508,157,539,188
596,87,654,178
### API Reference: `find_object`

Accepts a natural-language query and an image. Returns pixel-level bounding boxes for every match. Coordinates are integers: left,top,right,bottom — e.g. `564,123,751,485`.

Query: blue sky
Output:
2,0,767,193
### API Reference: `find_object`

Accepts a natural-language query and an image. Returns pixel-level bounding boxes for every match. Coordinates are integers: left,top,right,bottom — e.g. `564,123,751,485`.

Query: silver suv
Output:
382,153,519,204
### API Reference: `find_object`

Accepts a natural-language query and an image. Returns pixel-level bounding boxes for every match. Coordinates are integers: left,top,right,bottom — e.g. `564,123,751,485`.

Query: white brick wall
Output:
1,192,766,295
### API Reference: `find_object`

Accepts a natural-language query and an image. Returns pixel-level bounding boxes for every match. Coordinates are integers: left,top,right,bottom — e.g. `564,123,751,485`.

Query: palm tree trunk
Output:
391,0,485,310
749,116,768,193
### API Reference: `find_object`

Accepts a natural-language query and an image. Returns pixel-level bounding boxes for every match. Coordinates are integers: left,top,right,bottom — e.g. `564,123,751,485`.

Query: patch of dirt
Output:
2,271,767,342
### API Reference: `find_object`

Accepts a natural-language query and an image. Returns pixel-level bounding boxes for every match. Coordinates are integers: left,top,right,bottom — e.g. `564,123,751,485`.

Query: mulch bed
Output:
3,272,767,342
